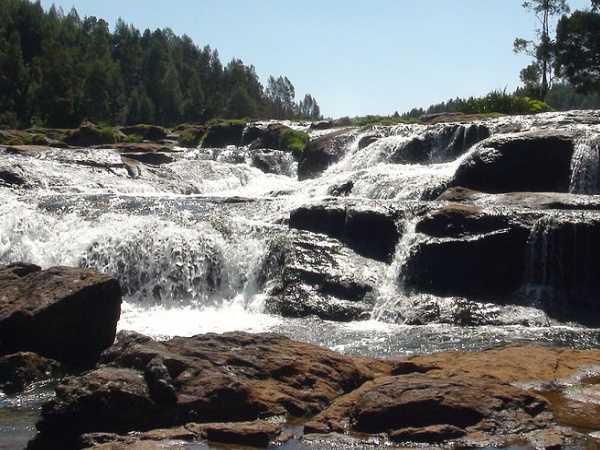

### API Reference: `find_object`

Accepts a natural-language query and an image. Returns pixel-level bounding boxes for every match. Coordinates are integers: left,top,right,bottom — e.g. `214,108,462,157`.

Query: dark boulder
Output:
328,180,354,196
0,166,28,187
297,128,356,180
289,203,401,263
451,130,575,193
258,231,385,321
0,264,122,364
0,352,61,394
522,217,600,324
250,149,294,176
416,204,510,238
387,123,490,164
202,121,245,148
309,120,333,130
117,152,175,166
403,226,530,299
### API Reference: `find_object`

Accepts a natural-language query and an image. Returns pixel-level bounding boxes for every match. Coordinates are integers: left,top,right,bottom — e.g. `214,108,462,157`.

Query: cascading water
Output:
2,113,600,355
570,133,600,194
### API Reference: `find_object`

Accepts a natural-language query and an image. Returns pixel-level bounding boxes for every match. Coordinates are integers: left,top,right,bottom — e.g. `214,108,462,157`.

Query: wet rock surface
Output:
0,263,122,364
289,202,402,263
27,336,600,449
451,130,575,193
259,230,385,321
31,331,390,447
297,128,356,180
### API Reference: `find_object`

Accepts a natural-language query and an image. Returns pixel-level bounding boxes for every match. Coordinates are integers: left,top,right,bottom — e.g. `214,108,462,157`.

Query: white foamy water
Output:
2,114,600,355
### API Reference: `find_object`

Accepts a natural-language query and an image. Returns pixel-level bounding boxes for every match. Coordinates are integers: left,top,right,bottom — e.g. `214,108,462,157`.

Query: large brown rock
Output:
35,331,392,443
0,263,122,364
451,130,575,193
403,343,600,387
31,338,600,449
305,373,555,445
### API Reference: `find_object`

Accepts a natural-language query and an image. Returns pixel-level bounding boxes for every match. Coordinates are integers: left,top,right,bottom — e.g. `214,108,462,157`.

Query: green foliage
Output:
278,128,309,157
514,0,570,100
456,91,552,115
120,124,167,141
0,0,321,128
333,115,411,127
555,10,600,95
123,133,143,143
64,124,121,146
177,126,203,148
1,130,45,145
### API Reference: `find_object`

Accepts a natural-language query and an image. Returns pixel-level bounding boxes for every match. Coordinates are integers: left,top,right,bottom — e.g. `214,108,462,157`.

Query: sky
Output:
39,0,593,119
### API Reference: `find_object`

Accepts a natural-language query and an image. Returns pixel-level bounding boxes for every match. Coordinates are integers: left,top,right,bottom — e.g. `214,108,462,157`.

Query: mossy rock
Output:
64,124,121,147
255,123,309,156
201,119,248,148
177,126,204,148
119,124,167,142
0,130,48,146
277,127,309,157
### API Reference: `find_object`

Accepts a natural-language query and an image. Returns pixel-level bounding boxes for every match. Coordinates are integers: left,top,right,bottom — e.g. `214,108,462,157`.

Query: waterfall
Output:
520,214,599,317
521,217,562,308
371,218,419,323
569,134,600,194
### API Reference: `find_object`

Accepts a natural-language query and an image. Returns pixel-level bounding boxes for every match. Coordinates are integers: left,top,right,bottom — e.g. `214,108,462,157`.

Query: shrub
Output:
457,91,553,115
120,124,167,141
278,128,309,157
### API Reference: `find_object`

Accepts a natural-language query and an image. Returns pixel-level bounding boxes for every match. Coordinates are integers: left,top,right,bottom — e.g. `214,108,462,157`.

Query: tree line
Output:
514,0,600,101
403,0,600,119
0,0,322,129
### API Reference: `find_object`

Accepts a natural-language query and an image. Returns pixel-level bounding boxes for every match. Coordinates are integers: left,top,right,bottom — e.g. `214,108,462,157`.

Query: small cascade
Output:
521,217,563,307
520,215,600,319
569,134,600,194
371,218,420,322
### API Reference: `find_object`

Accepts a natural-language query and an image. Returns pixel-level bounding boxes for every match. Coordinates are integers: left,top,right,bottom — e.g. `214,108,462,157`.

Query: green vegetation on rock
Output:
64,124,121,147
456,91,552,115
278,128,309,157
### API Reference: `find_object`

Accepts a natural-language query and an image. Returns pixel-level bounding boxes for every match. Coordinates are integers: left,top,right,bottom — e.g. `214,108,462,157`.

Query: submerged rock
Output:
0,263,122,364
0,352,61,394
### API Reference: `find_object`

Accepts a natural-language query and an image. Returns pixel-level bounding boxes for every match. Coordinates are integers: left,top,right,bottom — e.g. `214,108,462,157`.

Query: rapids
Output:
2,111,600,359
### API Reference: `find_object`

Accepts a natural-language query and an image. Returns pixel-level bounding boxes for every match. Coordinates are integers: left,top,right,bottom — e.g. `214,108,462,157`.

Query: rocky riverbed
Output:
1,263,600,449
2,111,600,448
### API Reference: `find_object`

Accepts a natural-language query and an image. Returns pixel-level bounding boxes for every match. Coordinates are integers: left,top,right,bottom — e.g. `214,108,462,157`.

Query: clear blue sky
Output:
39,0,593,119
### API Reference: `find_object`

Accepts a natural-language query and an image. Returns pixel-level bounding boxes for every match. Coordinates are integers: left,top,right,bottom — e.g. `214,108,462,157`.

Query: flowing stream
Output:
2,111,600,448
